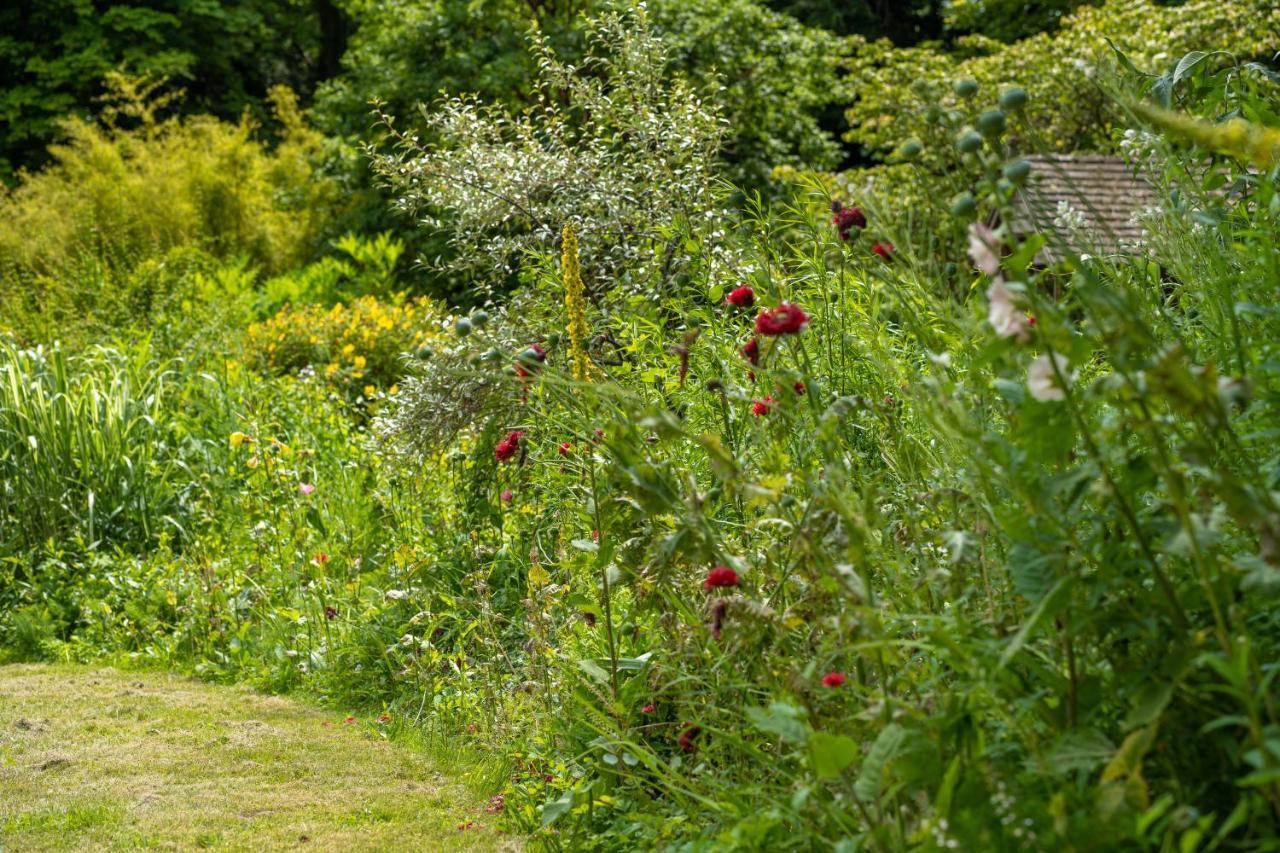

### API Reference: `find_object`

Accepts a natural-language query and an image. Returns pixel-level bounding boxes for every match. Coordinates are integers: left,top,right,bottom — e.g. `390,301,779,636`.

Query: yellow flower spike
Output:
1131,101,1280,168
561,224,593,381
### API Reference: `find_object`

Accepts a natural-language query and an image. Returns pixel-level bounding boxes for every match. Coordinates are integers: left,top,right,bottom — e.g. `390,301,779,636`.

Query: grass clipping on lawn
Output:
0,664,514,851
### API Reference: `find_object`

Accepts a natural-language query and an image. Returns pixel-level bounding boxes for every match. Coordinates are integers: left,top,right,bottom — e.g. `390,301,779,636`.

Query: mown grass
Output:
0,665,517,851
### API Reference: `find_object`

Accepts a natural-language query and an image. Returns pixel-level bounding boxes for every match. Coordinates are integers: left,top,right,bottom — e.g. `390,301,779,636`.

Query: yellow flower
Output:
229,431,250,448
353,355,367,369
364,385,376,398
562,224,593,381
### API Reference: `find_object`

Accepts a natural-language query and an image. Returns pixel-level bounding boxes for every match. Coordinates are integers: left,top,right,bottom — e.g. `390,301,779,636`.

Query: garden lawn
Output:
0,665,513,851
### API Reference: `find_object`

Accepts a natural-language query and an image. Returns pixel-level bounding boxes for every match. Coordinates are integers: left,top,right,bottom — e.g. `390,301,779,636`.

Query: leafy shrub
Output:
0,74,339,334
843,0,1280,158
245,294,446,402
370,7,724,291
255,232,406,317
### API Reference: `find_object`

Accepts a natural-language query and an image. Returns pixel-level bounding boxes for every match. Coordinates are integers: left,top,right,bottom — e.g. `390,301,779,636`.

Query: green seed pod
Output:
956,130,982,154
944,262,959,277
481,347,502,362
1002,159,1033,184
977,110,1006,138
951,192,977,216
470,309,490,327
620,622,637,637
953,78,980,98
455,317,473,337
899,139,924,159
416,345,434,361
924,105,944,125
1000,87,1029,110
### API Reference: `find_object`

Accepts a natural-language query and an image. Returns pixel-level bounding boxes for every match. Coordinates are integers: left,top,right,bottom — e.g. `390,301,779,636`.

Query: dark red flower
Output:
527,343,547,362
678,724,702,753
704,565,740,590
514,363,531,379
494,430,523,463
793,381,806,395
725,286,755,308
710,599,727,640
1028,314,1038,327
557,441,573,456
324,605,338,620
344,715,356,724
832,205,867,240
751,396,776,417
822,671,847,688
311,552,330,565
741,337,760,366
871,242,894,261
642,703,655,714
378,713,392,723
755,303,810,336
747,370,756,383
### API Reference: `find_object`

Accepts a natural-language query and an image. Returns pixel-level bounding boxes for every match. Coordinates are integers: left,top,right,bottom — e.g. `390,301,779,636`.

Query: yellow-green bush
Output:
0,74,340,345
844,0,1280,157
245,295,447,402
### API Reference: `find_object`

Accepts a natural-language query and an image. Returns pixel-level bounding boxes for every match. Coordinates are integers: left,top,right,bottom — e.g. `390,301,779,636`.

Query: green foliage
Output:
0,77,340,346
944,0,1094,42
0,0,343,182
843,0,1280,158
0,340,220,559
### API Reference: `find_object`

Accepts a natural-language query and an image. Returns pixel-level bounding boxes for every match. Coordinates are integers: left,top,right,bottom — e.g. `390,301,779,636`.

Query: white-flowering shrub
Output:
371,7,725,294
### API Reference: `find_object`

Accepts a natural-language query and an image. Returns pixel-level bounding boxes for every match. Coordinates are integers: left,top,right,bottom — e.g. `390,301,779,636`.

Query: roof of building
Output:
1007,154,1159,261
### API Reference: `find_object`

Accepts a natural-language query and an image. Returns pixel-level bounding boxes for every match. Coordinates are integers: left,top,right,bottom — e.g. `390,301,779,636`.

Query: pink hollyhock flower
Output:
725,286,755,308
704,565,740,590
822,671,847,688
987,278,1031,342
298,482,315,495
755,303,809,336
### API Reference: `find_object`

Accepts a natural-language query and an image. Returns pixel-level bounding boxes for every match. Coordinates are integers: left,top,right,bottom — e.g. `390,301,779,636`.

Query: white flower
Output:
968,222,1002,277
987,279,1031,342
385,589,409,601
1027,353,1075,402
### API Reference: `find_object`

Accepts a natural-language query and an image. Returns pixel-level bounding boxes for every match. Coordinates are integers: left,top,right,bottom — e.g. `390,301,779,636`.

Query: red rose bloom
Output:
494,430,523,462
832,205,867,240
822,671,847,688
704,565,740,590
751,396,775,417
871,242,894,261
725,286,755,308
755,303,810,336
741,337,760,366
